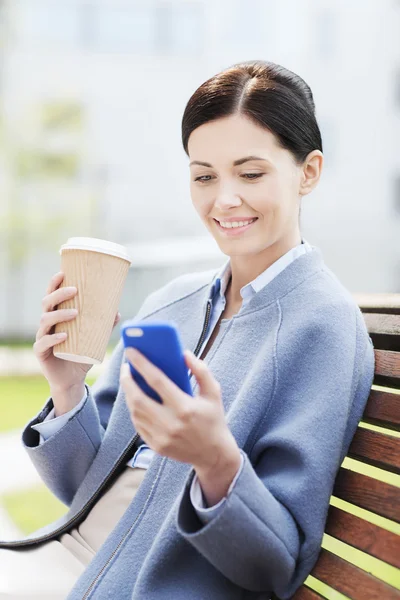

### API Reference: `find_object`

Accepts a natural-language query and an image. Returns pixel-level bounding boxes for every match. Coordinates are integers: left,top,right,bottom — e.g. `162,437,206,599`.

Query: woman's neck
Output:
227,233,302,304
224,275,242,316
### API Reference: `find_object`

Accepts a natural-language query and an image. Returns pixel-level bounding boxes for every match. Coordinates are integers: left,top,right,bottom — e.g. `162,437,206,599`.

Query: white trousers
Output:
0,467,147,599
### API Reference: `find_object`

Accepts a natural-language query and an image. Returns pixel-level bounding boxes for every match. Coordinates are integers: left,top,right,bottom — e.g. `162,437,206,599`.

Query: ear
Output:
299,150,323,196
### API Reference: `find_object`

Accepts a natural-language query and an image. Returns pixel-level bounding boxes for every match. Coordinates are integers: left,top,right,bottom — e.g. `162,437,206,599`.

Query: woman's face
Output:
188,114,311,257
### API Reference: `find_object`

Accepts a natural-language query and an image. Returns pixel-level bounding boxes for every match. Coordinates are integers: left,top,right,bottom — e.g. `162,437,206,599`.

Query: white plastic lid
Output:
60,237,131,263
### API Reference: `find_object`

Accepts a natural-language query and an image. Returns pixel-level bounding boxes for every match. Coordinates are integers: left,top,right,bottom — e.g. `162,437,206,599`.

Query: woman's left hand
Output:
119,347,241,477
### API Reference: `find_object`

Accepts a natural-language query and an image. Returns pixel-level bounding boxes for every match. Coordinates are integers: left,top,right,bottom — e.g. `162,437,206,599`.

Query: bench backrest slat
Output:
354,294,400,314
363,313,400,335
312,549,400,600
290,587,325,599
374,349,400,382
348,427,400,474
333,467,400,522
363,389,400,430
325,505,400,569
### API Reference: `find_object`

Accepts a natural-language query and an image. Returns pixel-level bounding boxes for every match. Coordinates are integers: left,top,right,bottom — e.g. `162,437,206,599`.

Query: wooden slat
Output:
363,313,400,335
290,585,325,600
311,548,400,599
325,505,400,569
354,293,400,314
363,389,400,430
348,427,400,474
374,349,400,379
333,468,400,523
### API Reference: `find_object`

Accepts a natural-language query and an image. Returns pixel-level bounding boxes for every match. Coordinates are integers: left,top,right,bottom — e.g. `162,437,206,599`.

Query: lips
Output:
213,217,258,236
214,217,258,224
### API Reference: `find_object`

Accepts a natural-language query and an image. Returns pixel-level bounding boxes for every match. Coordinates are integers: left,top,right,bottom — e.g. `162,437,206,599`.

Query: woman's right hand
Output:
33,271,121,415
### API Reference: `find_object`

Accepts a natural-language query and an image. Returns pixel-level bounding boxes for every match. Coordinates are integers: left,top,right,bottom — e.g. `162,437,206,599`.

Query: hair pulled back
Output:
182,60,322,164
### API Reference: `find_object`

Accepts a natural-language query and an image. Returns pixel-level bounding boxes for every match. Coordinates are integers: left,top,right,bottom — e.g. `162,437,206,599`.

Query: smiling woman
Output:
0,60,374,600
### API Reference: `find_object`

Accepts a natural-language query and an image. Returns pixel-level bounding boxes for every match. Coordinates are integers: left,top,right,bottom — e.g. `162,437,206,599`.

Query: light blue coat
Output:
0,245,375,599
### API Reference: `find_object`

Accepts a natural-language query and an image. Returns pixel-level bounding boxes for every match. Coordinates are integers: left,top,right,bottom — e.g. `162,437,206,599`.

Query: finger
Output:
183,350,221,399
120,362,163,421
113,312,121,327
42,286,77,314
33,332,68,357
36,308,78,342
45,271,64,296
124,348,186,410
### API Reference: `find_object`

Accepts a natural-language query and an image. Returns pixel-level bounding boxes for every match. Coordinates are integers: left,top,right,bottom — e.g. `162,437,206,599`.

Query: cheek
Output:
251,177,288,215
247,184,277,216
190,187,213,217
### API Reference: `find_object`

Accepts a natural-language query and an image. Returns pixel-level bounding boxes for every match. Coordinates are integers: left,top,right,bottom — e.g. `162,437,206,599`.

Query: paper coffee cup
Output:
54,237,132,364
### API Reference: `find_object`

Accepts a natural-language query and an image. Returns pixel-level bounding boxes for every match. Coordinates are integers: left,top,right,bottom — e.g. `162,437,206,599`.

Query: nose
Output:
214,186,242,211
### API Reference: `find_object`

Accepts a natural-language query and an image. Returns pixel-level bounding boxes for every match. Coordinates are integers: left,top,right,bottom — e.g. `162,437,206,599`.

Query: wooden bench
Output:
276,294,400,600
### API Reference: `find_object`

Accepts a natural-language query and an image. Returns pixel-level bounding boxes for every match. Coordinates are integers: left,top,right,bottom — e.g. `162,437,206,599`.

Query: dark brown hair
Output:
182,60,323,164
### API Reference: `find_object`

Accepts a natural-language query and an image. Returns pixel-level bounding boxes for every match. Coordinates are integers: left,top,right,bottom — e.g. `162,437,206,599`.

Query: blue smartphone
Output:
120,319,193,403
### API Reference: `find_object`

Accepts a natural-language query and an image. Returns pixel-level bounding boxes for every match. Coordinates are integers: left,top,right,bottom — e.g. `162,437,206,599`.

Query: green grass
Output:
0,339,117,350
0,339,36,349
0,373,97,534
0,375,97,433
2,485,67,534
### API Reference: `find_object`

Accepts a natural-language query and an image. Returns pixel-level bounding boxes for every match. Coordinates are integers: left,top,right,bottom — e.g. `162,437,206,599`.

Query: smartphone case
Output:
120,319,193,403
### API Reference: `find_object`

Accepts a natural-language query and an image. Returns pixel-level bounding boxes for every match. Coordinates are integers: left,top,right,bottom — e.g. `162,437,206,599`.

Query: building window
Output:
89,4,156,54
156,2,204,55
12,0,205,56
220,0,266,53
14,0,80,47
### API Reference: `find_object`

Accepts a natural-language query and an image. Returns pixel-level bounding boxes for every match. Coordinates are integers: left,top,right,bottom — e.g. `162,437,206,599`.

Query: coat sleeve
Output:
176,300,375,598
21,338,125,506
31,388,88,444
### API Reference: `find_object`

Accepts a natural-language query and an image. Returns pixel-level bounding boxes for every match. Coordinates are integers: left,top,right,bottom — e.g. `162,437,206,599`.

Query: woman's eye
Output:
194,175,213,183
241,173,264,180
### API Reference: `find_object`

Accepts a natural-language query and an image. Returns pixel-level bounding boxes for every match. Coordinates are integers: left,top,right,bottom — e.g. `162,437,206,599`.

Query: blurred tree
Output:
0,98,106,340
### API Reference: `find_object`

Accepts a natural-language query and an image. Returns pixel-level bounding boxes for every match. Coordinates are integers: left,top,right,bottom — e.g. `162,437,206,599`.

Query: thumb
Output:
184,349,221,400
113,312,121,328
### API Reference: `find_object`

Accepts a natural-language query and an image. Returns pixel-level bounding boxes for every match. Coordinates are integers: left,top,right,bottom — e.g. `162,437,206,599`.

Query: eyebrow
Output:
189,155,270,167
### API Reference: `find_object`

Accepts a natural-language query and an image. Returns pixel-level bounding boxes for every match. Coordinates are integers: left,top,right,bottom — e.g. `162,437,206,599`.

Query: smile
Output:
214,218,258,236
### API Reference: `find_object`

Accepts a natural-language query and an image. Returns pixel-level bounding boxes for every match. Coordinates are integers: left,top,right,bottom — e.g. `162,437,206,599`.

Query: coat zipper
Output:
81,297,213,598
193,299,212,357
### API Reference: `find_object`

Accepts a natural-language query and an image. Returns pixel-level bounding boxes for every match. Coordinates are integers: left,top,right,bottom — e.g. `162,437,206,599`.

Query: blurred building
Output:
0,0,399,341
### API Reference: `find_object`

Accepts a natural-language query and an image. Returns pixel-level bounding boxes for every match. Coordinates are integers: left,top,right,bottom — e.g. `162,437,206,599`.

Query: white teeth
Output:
219,219,255,229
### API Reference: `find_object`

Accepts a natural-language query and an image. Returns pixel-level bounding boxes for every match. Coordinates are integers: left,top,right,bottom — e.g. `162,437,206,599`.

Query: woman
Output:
0,60,375,600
